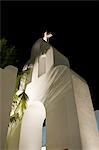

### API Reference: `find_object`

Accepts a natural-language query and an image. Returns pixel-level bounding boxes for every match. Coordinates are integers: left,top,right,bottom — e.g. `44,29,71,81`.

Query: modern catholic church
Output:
1,33,99,150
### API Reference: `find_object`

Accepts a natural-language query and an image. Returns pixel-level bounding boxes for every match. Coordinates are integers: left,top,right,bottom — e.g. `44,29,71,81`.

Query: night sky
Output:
1,1,98,110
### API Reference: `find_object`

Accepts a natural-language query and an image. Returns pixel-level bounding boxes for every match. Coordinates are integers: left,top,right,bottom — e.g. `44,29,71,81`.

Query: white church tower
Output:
17,32,99,150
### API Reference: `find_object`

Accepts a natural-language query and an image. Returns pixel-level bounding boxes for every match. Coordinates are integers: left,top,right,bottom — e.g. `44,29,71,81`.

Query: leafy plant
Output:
9,67,31,124
0,38,19,68
0,38,32,125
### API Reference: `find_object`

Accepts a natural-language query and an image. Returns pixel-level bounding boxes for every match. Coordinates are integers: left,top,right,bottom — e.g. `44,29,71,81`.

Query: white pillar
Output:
19,101,46,150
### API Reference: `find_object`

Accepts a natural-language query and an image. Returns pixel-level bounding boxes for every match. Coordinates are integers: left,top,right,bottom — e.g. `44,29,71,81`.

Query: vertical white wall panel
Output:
19,101,46,150
72,72,99,150
0,66,17,149
46,67,82,150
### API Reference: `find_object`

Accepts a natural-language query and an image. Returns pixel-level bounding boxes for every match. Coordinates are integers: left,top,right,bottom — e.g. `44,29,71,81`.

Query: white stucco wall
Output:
24,45,99,150
10,40,99,150
0,66,18,149
72,72,99,150
19,101,46,150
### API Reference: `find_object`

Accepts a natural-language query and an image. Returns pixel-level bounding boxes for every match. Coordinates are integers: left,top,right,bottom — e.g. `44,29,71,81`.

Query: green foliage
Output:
0,38,19,68
9,68,31,124
20,92,28,114
0,38,32,124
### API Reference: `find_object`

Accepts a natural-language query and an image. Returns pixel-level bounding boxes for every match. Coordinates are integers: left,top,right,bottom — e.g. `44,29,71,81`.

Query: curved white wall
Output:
19,101,46,150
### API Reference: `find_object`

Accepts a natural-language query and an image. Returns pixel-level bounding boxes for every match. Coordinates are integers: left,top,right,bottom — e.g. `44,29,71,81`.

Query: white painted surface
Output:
19,101,46,150
38,54,46,77
25,45,99,150
72,73,99,150
25,64,82,149
6,121,21,150
5,40,99,150
41,146,46,150
45,66,82,150
0,66,17,149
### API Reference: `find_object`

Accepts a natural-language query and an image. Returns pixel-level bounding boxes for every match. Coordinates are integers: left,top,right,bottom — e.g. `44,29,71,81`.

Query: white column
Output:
19,101,46,150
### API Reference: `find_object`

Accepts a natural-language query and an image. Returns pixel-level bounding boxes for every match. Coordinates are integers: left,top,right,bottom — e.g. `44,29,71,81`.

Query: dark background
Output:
1,1,98,110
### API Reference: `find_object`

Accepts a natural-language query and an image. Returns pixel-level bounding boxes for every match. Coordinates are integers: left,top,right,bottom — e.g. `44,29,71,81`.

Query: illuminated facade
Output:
4,35,99,150
19,37,99,150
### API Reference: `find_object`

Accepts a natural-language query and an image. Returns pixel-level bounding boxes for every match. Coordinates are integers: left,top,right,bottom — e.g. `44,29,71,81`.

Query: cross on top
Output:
43,31,53,42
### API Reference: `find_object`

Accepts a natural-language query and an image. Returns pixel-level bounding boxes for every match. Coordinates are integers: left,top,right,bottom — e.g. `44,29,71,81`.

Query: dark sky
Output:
1,1,98,110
